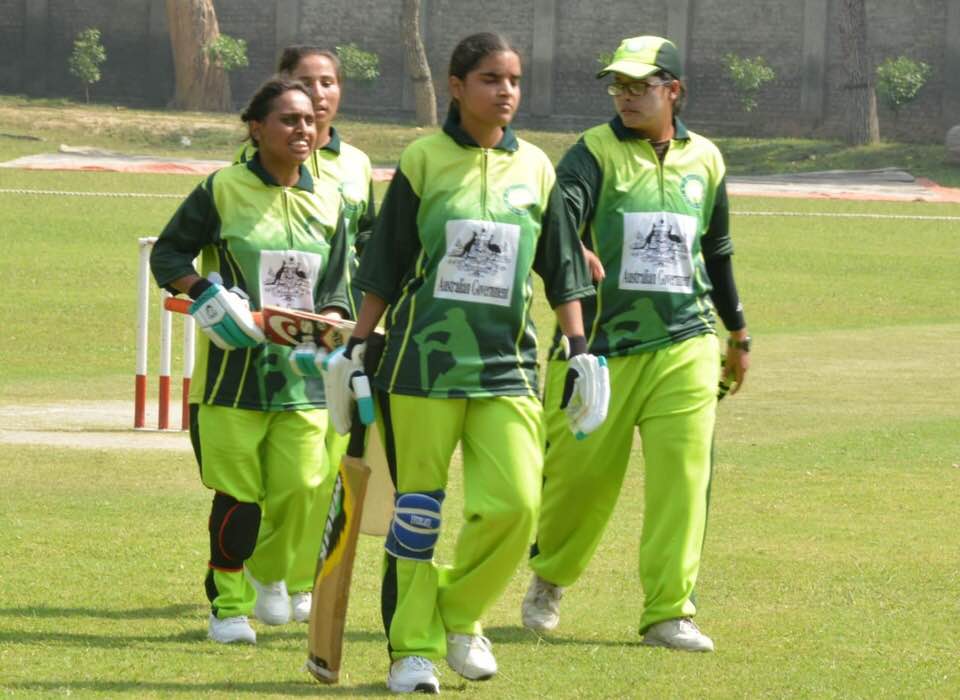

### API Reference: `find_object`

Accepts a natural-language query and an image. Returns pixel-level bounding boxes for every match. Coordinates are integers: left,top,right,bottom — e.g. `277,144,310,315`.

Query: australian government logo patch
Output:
679,174,707,209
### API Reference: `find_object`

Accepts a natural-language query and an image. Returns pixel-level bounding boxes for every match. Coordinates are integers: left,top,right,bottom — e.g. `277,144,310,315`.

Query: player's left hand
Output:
561,336,610,439
723,333,751,395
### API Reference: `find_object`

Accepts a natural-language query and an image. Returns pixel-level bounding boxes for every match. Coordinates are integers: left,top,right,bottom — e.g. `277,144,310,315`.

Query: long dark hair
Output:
449,32,518,80
277,45,342,83
447,32,519,113
240,77,311,145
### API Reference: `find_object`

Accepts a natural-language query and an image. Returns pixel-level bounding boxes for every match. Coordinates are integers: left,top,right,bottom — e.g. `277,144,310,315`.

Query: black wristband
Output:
187,277,213,301
345,335,367,359
566,335,588,358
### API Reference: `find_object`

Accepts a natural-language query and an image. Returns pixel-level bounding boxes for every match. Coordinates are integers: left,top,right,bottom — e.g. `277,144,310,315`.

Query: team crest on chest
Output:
340,179,365,213
680,174,706,209
503,184,536,215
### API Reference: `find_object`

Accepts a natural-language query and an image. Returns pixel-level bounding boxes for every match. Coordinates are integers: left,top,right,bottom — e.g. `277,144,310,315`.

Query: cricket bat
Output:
305,416,371,684
163,297,354,350
167,295,395,536
305,334,388,684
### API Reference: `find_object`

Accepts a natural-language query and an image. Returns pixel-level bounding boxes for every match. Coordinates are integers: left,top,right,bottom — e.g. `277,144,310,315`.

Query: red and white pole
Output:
134,237,155,428
158,289,173,430
181,312,195,430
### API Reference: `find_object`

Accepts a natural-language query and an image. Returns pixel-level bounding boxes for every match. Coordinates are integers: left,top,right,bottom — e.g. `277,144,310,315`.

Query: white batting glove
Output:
321,339,374,435
561,347,610,439
189,281,264,351
289,342,328,378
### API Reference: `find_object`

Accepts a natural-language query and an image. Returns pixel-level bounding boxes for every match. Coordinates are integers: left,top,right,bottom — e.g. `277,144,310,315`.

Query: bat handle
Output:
163,297,192,315
163,295,264,328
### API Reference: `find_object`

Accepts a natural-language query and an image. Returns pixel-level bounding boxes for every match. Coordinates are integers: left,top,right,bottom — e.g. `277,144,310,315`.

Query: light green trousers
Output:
530,333,720,632
196,404,334,618
380,393,544,660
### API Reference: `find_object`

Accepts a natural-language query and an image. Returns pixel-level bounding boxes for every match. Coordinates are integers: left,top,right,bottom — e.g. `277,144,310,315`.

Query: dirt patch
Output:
0,402,192,452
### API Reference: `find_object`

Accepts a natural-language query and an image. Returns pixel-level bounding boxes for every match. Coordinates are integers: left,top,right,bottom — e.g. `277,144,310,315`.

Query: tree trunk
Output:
836,0,879,144
165,0,231,111
401,0,437,126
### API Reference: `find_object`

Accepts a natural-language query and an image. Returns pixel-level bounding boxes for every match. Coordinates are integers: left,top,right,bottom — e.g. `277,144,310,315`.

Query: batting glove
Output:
189,280,265,351
289,341,328,378
561,336,610,439
322,337,375,435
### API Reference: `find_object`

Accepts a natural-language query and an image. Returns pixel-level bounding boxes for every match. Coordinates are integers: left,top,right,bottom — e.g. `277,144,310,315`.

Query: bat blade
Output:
306,452,370,684
358,418,395,536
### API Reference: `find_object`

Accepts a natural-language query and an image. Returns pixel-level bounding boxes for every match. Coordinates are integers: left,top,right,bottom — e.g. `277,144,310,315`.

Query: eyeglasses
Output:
606,80,673,97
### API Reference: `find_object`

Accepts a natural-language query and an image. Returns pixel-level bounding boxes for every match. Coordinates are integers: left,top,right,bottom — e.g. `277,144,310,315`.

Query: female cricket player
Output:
521,36,751,653
150,78,350,645
234,45,376,628
317,32,610,693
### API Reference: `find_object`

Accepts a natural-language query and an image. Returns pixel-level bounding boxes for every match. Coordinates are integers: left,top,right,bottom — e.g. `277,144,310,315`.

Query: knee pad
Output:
208,492,261,570
385,490,444,562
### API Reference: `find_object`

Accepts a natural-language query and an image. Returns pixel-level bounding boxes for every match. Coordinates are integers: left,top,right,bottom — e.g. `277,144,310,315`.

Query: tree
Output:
401,0,437,126
206,34,249,74
836,0,879,145
876,56,932,114
165,0,232,111
68,28,106,104
722,54,775,113
337,43,381,83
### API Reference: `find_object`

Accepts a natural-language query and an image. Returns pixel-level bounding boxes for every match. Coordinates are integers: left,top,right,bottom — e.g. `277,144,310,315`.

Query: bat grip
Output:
164,296,264,328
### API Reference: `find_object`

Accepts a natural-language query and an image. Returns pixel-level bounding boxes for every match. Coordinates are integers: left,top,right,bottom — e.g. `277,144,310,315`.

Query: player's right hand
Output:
561,351,610,439
289,342,328,378
189,282,265,351
322,338,374,435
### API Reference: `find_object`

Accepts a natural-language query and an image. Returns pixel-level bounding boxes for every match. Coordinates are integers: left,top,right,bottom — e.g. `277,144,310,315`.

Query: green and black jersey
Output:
236,127,375,318
151,155,349,411
356,111,593,399
549,116,732,359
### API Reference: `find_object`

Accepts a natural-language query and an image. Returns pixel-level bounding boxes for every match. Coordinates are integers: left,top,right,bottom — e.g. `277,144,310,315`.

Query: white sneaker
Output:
208,614,256,644
642,618,715,652
386,655,440,694
291,591,312,623
246,572,291,625
445,633,497,681
521,573,563,632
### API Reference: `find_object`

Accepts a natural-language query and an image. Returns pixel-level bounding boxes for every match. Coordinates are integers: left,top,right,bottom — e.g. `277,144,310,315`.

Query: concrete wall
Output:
3,0,956,141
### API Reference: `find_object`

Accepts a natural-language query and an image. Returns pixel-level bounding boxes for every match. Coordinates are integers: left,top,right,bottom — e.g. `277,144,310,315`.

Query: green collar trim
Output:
609,115,690,142
246,152,315,192
320,126,341,154
443,106,519,152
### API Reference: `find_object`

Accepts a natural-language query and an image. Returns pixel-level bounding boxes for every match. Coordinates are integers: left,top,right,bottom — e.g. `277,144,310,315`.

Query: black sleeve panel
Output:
705,254,746,331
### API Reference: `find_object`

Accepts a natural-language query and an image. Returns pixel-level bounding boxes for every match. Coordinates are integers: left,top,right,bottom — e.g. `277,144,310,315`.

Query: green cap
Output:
597,36,684,80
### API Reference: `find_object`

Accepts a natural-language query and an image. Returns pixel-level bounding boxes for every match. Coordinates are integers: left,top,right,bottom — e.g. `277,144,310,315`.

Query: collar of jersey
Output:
443,107,519,152
320,126,342,154
609,115,690,143
245,151,315,192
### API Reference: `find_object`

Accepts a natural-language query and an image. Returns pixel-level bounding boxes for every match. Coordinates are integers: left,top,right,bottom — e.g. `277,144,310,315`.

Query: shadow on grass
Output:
484,625,644,648
0,626,384,647
0,603,201,619
2,680,387,696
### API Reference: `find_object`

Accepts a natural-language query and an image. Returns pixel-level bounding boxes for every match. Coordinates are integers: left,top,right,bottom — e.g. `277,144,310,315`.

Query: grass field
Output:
1,107,959,698
2,94,960,186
